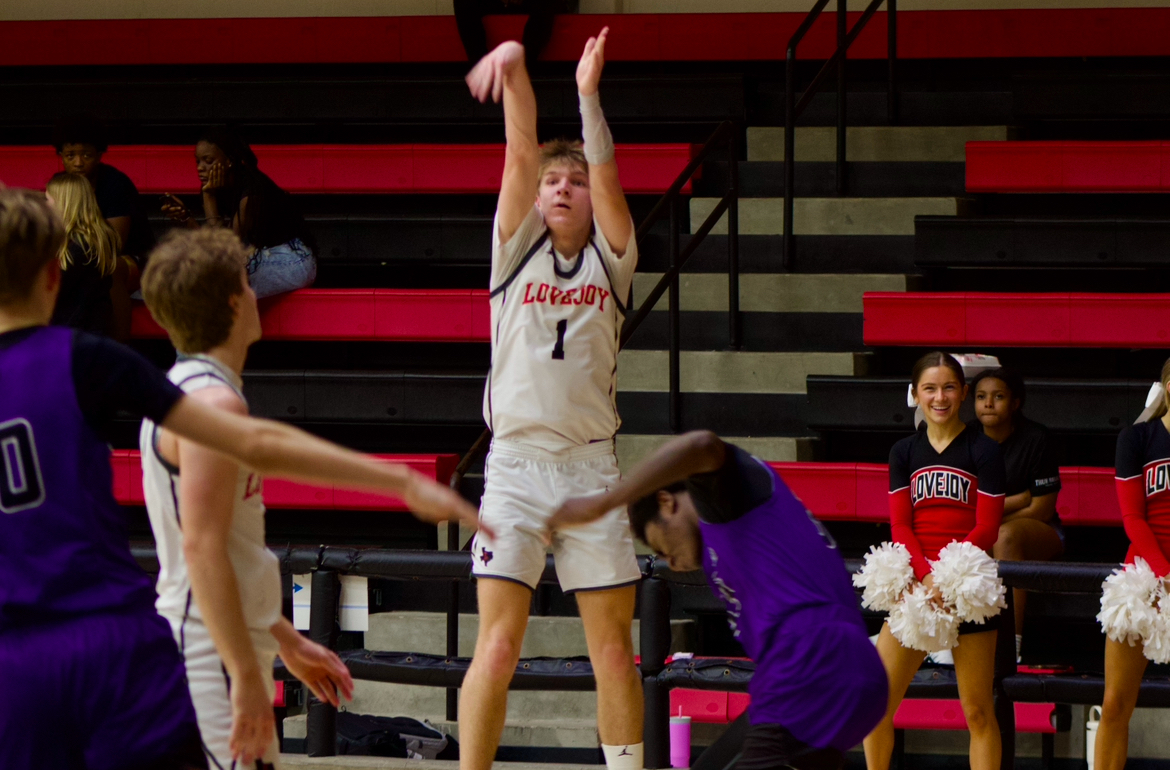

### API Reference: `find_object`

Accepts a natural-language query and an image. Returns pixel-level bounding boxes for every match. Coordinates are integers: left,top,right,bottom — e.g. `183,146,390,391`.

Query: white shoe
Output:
927,649,954,665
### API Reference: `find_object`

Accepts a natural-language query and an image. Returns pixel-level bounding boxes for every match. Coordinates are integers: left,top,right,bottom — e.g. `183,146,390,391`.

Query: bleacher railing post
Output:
306,568,341,757
728,127,741,351
668,197,681,433
783,41,797,271
887,0,899,124
640,575,672,768
446,520,460,722
837,0,848,196
995,586,1017,770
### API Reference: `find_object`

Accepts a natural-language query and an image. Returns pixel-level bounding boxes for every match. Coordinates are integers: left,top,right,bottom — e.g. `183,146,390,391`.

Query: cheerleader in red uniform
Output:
863,352,1007,770
1096,359,1170,770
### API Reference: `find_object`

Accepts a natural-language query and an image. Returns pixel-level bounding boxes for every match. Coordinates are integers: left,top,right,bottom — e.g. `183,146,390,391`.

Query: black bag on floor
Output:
336,712,459,759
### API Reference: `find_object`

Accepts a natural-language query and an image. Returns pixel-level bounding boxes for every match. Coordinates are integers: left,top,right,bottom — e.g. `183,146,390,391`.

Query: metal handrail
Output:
783,0,897,269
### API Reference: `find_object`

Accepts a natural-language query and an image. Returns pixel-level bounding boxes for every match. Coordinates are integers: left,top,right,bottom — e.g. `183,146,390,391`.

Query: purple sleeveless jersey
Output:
699,461,888,751
0,326,156,628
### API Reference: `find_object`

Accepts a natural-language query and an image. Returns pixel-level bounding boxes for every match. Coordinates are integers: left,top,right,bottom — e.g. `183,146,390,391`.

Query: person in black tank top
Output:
160,128,316,298
969,368,1063,660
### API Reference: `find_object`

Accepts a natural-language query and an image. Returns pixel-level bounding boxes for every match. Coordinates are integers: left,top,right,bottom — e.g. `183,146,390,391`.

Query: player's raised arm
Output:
467,40,540,245
161,397,488,536
577,27,633,256
549,431,726,530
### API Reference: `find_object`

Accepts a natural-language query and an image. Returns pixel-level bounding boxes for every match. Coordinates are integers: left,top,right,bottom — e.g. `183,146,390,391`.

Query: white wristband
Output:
579,91,614,166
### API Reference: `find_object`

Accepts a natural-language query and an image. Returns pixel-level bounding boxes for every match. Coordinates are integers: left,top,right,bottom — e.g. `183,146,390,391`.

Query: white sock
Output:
602,742,644,770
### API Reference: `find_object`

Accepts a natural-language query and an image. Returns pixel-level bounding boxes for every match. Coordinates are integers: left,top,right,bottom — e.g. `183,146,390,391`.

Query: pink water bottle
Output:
670,709,691,769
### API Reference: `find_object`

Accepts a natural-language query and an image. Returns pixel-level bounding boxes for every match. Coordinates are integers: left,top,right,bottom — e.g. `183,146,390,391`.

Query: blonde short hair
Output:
0,187,65,302
142,229,250,354
538,138,588,179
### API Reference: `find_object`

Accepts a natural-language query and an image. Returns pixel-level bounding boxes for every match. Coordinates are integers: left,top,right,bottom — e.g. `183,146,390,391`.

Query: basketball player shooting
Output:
550,431,889,770
460,28,646,770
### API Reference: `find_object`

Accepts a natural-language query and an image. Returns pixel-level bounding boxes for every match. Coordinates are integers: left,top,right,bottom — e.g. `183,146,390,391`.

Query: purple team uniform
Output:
688,445,888,756
0,326,205,769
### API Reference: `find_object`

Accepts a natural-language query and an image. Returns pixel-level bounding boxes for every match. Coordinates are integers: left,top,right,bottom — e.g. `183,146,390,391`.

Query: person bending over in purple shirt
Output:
550,431,888,770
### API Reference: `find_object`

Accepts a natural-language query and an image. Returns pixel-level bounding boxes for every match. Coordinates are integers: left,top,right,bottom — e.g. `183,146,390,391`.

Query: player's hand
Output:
228,670,276,766
161,194,191,223
279,634,354,708
202,161,228,192
921,573,944,607
403,472,495,539
548,494,613,533
576,27,609,97
466,40,525,103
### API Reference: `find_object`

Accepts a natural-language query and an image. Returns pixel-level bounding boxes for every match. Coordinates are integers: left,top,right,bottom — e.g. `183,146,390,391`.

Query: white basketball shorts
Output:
471,438,641,593
165,614,282,770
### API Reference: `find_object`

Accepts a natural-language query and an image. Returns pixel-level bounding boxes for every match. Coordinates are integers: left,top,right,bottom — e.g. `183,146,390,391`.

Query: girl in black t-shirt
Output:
970,368,1063,659
45,173,128,338
161,128,315,298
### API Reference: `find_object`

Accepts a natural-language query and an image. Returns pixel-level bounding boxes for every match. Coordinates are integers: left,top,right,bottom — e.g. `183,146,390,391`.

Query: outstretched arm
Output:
467,40,539,245
549,431,726,530
170,388,274,766
161,396,486,536
577,27,633,256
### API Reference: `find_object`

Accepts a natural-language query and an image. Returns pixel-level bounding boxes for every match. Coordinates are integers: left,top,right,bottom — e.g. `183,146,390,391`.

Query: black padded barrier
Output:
128,545,1167,767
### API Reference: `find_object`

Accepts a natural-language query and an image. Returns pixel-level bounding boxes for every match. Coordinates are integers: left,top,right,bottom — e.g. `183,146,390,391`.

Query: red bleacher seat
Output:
967,140,1170,193
110,450,457,510
5,10,1170,67
864,292,1170,348
894,699,1059,734
131,289,491,342
674,687,1060,734
0,144,694,195
768,462,1121,526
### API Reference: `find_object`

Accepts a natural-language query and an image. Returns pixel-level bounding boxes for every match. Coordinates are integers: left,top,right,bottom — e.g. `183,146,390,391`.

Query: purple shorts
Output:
0,609,206,770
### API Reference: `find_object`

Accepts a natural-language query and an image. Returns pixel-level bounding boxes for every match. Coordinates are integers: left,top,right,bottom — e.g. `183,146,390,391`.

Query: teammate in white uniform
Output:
462,28,645,770
139,230,483,768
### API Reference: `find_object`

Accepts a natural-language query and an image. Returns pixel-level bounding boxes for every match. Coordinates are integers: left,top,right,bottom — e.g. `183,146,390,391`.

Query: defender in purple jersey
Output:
0,189,483,770
550,431,888,770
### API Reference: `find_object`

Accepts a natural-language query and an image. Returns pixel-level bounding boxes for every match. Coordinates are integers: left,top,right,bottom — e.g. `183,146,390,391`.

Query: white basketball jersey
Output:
141,355,282,632
484,206,638,451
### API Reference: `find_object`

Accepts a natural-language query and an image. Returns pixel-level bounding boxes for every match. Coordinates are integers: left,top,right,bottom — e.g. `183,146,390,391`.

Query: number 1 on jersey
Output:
552,319,567,360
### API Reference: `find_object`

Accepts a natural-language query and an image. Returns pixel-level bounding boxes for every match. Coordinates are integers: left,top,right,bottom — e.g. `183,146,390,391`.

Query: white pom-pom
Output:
931,541,1006,625
854,542,915,612
1099,558,1162,647
1143,603,1170,664
888,582,960,653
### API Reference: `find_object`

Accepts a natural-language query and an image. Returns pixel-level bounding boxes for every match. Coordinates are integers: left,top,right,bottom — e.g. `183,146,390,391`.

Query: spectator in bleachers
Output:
45,172,131,339
969,368,1063,661
53,115,154,268
161,128,315,298
455,0,575,72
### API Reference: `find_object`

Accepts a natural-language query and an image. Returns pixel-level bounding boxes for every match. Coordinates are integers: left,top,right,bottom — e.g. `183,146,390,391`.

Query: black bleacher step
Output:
917,215,1170,269
637,234,915,274
616,392,807,435
806,375,1150,434
0,70,743,135
148,209,913,275
622,311,862,352
1014,70,1170,121
700,161,966,198
242,370,485,425
751,86,1013,128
